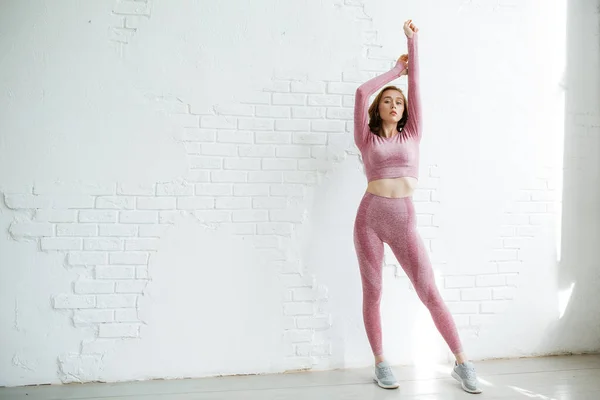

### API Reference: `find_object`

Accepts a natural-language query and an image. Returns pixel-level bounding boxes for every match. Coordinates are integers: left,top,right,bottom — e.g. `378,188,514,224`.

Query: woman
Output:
353,19,481,394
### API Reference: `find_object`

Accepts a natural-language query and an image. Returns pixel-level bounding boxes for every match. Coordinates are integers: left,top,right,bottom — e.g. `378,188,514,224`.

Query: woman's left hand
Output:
403,19,418,38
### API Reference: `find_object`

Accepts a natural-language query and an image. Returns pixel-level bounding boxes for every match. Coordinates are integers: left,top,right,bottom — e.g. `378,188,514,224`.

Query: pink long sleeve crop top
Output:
354,34,422,182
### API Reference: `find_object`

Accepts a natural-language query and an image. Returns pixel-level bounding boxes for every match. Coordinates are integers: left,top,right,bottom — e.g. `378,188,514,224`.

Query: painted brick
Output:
41,238,82,251
493,287,517,300
79,211,118,223
125,238,160,251
214,104,254,116
446,302,479,314
238,118,274,131
210,171,248,183
326,108,353,120
253,197,287,209
283,171,317,184
232,210,269,222
270,184,304,197
291,81,326,93
74,281,115,294
274,147,310,160
262,159,297,170
460,288,492,301
284,302,315,316
308,95,342,106
115,309,140,322
57,224,97,237
136,197,176,210
96,196,135,210
292,133,327,145
4,194,51,209
68,252,107,266
84,238,123,251
296,316,331,330
99,224,137,237
238,144,276,157
156,182,194,196
273,93,306,105
183,128,216,142
53,294,95,309
136,266,149,279
109,252,149,265
200,116,237,129
476,275,506,287
233,184,270,196
216,197,252,209
275,120,310,132
284,329,313,343
35,210,77,223
249,171,283,183
119,211,158,224
117,183,155,196
9,223,53,238
73,309,114,325
255,132,292,144
196,184,233,196
327,82,356,94
46,196,96,209
292,107,325,119
116,280,148,293
176,197,214,210
298,159,329,171
256,106,291,118
311,120,346,132
224,158,261,170
96,295,137,308
217,131,254,144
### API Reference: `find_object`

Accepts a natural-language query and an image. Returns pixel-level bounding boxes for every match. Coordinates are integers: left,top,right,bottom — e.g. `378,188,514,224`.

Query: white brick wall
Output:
2,0,597,387
5,0,555,375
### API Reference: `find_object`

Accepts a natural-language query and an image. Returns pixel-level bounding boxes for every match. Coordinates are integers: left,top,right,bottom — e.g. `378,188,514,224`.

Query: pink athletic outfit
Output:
353,33,463,357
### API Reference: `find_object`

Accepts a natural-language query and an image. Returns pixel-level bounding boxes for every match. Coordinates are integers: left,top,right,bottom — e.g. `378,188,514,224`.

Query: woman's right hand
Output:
397,54,408,75
403,19,418,38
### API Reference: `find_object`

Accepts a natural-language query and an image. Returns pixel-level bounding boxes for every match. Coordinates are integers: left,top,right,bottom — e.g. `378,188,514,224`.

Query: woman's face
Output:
378,89,405,124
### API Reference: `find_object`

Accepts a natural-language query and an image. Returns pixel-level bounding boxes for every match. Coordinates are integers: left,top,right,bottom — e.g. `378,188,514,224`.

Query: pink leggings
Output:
353,192,463,356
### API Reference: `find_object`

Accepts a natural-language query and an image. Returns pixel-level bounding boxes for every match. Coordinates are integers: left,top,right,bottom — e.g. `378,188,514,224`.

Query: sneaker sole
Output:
373,377,399,389
451,370,482,394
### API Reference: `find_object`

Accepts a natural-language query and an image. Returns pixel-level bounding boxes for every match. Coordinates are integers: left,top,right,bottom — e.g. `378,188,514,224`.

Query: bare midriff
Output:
366,177,418,198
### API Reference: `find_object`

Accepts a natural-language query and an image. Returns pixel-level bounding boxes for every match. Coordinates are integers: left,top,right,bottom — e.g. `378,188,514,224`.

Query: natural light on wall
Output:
553,0,570,320
554,0,567,266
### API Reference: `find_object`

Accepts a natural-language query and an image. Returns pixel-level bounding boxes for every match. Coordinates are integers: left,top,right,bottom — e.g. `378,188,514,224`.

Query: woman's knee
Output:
416,286,443,308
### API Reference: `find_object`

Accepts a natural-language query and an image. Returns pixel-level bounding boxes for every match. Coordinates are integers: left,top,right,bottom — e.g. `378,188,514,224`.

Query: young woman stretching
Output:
353,19,481,394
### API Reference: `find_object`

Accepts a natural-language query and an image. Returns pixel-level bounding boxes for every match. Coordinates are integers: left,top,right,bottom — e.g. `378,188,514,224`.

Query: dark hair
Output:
367,86,408,136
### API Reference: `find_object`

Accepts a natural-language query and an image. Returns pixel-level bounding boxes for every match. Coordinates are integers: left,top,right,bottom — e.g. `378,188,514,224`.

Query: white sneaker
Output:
374,361,399,389
451,361,482,394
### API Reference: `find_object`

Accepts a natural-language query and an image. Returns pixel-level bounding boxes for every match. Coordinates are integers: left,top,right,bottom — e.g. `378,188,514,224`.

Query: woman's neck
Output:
380,122,397,138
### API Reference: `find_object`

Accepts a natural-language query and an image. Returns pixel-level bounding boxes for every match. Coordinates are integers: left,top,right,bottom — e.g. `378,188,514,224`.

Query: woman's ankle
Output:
454,352,467,364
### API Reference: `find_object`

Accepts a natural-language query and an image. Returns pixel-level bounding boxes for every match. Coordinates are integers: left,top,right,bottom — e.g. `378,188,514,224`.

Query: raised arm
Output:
354,61,406,150
404,22,422,139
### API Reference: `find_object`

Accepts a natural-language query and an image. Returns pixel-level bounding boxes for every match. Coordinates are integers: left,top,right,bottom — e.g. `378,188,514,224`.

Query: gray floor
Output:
1,354,599,399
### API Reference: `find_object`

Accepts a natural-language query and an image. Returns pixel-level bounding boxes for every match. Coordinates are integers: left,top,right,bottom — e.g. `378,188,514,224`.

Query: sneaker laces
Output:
378,365,394,379
461,364,477,381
